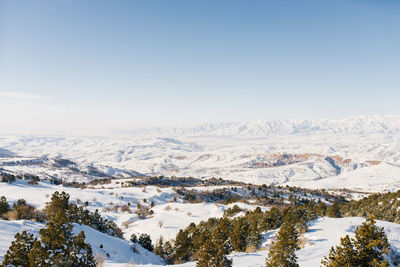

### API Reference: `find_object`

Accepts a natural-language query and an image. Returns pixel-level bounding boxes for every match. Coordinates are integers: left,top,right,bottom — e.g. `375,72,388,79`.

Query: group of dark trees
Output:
174,184,341,206
0,196,45,222
1,192,99,266
149,202,314,266
340,190,400,223
2,178,400,267
0,172,40,185
2,212,95,267
0,191,123,238
130,233,154,252
89,176,246,188
148,193,397,267
46,191,123,238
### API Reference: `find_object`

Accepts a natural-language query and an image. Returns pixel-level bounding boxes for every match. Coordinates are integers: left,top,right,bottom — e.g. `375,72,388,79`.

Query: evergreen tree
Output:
261,207,283,231
321,235,360,266
0,196,10,217
316,201,327,217
353,217,389,265
196,228,232,267
231,219,246,252
265,222,299,267
28,211,95,266
44,191,70,218
246,219,262,250
138,233,153,251
154,236,165,258
173,229,193,263
326,201,341,218
163,240,174,264
321,217,390,267
218,217,233,253
69,231,95,266
2,231,36,267
130,233,138,243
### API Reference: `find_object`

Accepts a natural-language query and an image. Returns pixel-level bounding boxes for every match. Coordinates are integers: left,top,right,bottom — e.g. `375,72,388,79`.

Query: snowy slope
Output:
1,115,400,191
132,217,400,267
0,180,268,247
0,220,164,266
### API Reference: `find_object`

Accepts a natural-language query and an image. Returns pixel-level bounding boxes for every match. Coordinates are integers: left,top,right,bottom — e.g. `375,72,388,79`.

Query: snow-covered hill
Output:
1,115,400,191
138,217,400,267
0,220,164,266
2,217,399,267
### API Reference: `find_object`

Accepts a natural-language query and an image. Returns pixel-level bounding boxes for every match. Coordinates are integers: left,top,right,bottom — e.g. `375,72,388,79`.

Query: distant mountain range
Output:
125,115,400,137
1,115,400,192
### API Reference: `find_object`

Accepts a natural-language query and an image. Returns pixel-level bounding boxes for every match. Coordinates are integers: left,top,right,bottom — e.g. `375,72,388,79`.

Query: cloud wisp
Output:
0,91,48,100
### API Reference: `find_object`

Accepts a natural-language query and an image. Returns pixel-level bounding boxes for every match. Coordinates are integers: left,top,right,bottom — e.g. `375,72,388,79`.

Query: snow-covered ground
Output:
1,115,400,192
2,217,398,267
0,220,164,266
0,180,268,243
1,115,400,266
135,217,400,267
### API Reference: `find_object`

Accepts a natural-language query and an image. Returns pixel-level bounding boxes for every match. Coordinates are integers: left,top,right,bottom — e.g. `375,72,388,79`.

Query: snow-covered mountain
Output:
123,115,400,137
1,115,400,192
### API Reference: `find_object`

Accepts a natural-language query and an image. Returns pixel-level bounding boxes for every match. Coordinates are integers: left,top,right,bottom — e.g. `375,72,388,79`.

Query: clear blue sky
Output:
0,0,399,132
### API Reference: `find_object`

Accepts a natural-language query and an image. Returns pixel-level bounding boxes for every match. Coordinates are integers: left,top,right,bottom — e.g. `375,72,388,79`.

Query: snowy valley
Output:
1,116,400,266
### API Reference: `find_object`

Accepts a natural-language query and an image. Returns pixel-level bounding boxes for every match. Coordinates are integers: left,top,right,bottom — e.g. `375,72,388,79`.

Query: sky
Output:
0,0,399,133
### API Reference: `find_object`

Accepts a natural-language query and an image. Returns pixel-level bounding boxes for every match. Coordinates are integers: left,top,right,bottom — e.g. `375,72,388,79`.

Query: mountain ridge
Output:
122,115,400,137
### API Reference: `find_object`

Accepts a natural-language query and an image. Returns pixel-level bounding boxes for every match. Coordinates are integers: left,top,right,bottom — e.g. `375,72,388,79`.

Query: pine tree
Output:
196,228,232,267
28,211,95,266
130,233,138,243
246,219,262,250
321,217,390,267
321,235,359,266
265,222,299,267
353,217,389,265
261,207,283,231
231,219,246,252
316,201,327,217
173,229,193,263
154,236,165,257
163,240,174,264
218,217,232,253
44,191,71,218
326,201,341,218
0,196,10,216
2,231,36,267
68,231,95,266
138,233,153,251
